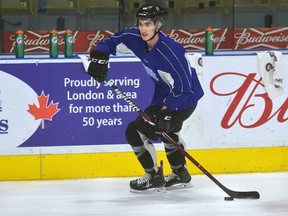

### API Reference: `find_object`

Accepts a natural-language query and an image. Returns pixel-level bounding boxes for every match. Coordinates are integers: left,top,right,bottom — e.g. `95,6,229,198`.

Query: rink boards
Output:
0,53,287,180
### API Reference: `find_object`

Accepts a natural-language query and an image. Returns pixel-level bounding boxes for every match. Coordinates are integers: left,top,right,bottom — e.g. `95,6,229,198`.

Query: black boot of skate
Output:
130,161,166,193
164,167,192,190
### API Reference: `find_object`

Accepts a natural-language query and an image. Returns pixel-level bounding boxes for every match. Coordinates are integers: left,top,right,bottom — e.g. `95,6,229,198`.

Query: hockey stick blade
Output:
104,77,260,200
229,191,260,199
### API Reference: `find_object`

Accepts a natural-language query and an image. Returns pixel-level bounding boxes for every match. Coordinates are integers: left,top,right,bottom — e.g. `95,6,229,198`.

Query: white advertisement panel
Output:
200,54,288,149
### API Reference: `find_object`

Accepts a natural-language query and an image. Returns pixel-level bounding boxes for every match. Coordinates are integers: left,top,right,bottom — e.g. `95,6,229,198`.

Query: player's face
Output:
138,19,156,41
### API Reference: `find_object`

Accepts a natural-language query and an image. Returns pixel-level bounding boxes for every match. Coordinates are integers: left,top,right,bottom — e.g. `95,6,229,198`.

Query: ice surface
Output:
0,172,287,216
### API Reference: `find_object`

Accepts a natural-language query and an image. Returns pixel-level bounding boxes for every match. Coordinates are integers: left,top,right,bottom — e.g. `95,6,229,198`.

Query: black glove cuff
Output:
156,108,172,121
90,50,109,61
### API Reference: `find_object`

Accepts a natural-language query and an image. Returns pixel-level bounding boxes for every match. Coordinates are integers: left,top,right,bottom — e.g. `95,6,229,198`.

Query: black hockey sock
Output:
165,143,186,170
132,147,156,173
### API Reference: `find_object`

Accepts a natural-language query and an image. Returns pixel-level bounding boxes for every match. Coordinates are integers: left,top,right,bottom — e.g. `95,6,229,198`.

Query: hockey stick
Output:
104,77,260,200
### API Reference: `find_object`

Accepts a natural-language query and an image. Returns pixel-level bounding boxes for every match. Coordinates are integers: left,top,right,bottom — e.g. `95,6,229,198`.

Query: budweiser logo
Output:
166,29,227,50
168,29,205,47
210,72,288,128
234,28,288,50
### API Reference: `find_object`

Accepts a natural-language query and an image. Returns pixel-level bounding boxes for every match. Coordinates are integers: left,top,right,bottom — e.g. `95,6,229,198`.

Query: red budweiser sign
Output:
4,27,288,54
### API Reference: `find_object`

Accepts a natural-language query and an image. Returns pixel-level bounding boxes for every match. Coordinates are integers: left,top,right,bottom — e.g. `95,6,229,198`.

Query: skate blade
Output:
165,182,193,191
129,186,167,194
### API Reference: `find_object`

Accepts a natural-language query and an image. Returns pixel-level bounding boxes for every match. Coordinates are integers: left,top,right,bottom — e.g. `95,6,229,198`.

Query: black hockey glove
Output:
154,108,172,139
88,50,109,83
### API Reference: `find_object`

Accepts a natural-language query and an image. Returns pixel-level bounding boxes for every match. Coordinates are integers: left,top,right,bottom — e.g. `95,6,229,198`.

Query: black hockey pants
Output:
125,104,197,172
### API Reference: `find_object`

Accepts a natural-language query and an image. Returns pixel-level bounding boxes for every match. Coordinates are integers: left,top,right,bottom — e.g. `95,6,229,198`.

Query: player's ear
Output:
155,21,163,32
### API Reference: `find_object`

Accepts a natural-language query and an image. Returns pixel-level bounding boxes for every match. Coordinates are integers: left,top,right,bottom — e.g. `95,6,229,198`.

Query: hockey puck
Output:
224,197,234,201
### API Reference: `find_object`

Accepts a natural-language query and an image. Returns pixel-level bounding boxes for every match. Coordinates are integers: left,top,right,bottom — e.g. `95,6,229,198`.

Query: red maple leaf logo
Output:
27,91,60,129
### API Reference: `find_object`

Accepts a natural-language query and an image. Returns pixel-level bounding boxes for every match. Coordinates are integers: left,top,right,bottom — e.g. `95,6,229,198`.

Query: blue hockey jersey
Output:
96,27,204,111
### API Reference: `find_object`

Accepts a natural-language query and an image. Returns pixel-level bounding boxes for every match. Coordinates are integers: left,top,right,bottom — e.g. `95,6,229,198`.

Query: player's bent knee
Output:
125,122,142,147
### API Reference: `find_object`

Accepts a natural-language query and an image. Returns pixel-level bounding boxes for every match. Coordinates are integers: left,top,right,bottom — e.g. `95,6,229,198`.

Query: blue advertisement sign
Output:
0,58,154,148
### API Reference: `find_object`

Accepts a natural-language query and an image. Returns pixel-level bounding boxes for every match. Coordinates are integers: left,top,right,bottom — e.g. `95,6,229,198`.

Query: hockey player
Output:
87,4,204,192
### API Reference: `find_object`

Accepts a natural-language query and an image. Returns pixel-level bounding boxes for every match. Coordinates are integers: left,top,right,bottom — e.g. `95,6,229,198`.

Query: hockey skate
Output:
164,168,193,190
129,162,166,194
